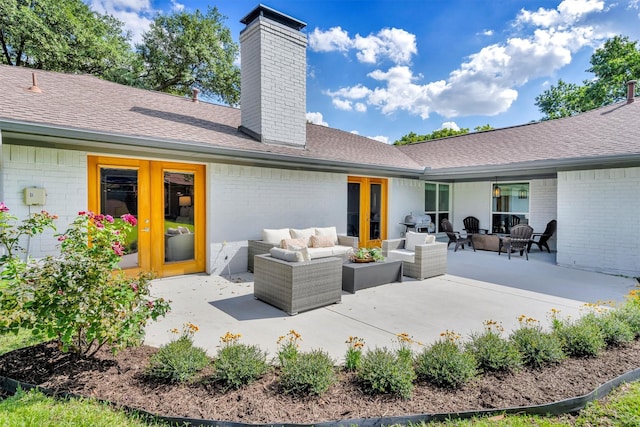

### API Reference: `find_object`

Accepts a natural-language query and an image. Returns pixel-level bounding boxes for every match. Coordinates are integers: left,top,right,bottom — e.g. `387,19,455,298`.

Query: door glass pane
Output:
369,183,381,240
347,183,360,237
424,183,436,212
100,168,138,269
164,172,195,262
438,184,450,211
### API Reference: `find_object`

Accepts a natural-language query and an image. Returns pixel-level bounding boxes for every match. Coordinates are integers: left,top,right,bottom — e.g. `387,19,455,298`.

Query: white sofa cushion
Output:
330,245,352,257
306,247,335,259
405,231,427,251
263,228,292,244
290,228,315,245
387,249,415,263
425,234,436,244
315,226,338,245
269,247,304,262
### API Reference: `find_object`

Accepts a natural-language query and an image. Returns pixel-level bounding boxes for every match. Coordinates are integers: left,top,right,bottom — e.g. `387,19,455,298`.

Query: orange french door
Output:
347,176,388,248
88,156,205,278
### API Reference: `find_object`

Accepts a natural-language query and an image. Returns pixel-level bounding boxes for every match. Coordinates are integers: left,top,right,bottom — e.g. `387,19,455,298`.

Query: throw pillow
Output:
293,246,311,262
280,238,307,250
269,247,304,262
262,228,292,244
310,235,335,248
290,227,315,245
405,231,427,251
425,234,436,244
315,226,338,245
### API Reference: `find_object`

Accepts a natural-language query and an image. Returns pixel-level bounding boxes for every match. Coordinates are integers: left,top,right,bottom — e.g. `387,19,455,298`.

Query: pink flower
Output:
130,282,138,292
105,215,114,223
0,202,9,212
78,211,86,216
57,235,67,242
147,301,154,308
95,221,104,229
111,242,124,256
121,214,137,226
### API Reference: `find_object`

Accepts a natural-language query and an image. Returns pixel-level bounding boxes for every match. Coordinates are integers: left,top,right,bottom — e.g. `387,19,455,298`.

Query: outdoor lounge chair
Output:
441,219,474,252
498,224,534,260
528,219,556,253
382,235,447,280
462,216,488,235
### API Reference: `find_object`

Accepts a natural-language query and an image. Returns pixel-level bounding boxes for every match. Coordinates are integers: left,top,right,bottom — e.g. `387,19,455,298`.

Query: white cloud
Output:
350,130,360,135
323,0,606,119
90,0,154,45
354,103,367,112
440,122,460,131
368,135,390,144
306,112,328,126
309,27,417,65
309,27,352,52
332,98,353,111
516,0,604,28
480,29,494,36
170,0,184,12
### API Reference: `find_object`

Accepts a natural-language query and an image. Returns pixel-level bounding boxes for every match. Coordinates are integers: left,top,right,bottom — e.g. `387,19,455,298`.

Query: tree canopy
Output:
393,124,493,145
535,35,640,120
0,1,241,106
137,7,240,106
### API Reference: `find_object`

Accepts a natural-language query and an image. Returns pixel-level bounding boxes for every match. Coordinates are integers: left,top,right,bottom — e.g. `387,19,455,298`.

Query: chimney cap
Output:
627,80,637,104
240,4,306,31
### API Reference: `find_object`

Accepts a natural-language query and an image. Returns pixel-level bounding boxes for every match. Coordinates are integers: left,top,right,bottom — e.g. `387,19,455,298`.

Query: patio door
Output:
347,176,388,248
88,156,205,278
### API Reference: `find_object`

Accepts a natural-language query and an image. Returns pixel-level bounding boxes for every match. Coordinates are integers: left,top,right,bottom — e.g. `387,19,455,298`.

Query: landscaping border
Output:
2,367,640,427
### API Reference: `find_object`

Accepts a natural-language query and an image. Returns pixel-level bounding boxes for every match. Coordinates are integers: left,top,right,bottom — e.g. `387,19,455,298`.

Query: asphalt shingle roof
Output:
0,65,423,172
2,65,639,176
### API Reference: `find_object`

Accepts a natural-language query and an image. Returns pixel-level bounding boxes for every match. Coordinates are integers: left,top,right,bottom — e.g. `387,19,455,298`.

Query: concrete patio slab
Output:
144,251,637,363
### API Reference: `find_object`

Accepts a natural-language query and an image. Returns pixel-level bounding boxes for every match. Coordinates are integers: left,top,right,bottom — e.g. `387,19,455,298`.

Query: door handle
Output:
142,227,150,232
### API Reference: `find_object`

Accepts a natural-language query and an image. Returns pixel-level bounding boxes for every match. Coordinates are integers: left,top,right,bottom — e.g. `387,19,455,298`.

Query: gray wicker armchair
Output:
253,254,342,315
382,239,447,280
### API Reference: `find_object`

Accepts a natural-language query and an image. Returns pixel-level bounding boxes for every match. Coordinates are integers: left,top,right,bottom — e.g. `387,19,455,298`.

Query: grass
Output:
1,330,640,426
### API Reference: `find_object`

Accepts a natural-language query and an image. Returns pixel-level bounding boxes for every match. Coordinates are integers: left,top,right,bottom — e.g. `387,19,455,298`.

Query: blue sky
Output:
89,0,640,143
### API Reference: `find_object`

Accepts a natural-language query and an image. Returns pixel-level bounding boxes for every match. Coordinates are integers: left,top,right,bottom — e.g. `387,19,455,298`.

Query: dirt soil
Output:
2,340,640,425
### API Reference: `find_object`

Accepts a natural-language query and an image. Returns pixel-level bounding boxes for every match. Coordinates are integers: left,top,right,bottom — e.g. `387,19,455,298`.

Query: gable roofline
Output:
0,119,425,178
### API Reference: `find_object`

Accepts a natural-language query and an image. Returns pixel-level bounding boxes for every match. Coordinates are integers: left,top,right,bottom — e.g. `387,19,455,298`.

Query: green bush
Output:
613,298,640,339
213,343,269,390
276,329,302,366
510,325,566,368
279,349,336,396
553,315,606,358
145,335,210,383
0,208,170,356
356,347,415,399
466,321,521,373
590,311,635,347
415,334,476,389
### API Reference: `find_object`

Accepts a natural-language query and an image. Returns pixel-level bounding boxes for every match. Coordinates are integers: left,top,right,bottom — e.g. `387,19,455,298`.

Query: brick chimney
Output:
627,80,636,104
239,5,307,148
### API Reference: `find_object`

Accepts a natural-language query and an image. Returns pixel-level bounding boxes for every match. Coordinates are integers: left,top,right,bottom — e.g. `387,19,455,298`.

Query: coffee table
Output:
341,259,403,294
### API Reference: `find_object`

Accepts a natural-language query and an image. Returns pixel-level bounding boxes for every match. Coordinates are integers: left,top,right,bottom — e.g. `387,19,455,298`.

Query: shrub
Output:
0,208,170,356
145,323,209,383
584,311,635,348
213,332,269,390
415,331,476,389
276,329,302,366
510,316,565,368
344,336,365,371
279,349,336,396
465,320,521,373
553,314,606,358
614,291,640,338
356,347,415,399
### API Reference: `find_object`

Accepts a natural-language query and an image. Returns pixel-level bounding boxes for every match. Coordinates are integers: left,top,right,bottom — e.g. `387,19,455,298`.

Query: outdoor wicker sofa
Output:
382,236,447,280
253,254,342,315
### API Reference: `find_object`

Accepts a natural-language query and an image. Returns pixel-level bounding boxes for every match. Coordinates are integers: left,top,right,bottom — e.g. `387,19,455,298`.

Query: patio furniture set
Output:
249,227,447,315
443,216,557,261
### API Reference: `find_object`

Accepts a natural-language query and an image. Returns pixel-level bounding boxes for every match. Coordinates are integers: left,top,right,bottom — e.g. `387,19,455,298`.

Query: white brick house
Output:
0,5,639,278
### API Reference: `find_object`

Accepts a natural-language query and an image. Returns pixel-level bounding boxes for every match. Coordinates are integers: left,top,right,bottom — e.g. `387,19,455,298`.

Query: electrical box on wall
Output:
24,187,46,206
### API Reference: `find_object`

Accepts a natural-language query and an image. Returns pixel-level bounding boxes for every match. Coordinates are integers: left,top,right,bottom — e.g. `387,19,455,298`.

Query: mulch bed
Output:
2,340,640,424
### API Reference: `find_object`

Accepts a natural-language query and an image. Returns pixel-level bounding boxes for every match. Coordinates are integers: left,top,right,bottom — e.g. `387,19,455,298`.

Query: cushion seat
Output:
387,249,415,263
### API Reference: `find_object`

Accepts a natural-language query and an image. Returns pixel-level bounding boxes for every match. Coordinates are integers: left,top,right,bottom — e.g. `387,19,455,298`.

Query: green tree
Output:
137,7,240,106
0,0,134,78
393,127,472,145
474,124,494,132
535,35,640,120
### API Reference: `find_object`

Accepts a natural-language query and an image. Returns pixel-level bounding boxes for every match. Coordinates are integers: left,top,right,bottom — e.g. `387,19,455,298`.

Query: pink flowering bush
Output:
0,206,170,356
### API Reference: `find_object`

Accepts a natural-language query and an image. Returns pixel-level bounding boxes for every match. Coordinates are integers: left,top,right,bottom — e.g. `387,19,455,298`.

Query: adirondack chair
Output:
528,220,557,253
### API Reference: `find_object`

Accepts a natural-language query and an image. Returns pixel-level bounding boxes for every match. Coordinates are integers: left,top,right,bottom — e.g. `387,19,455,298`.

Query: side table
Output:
342,260,403,294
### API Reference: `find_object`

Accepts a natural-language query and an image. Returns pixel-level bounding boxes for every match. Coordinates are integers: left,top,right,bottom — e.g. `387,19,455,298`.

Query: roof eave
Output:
0,120,424,178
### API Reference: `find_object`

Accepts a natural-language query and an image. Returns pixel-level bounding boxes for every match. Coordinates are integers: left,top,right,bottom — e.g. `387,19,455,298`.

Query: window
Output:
425,183,450,233
491,182,529,234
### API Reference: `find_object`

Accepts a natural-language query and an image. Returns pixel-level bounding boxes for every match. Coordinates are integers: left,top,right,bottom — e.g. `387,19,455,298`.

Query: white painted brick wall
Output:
529,179,557,250
557,167,640,276
240,17,307,147
1,145,87,258
208,164,346,274
388,178,424,238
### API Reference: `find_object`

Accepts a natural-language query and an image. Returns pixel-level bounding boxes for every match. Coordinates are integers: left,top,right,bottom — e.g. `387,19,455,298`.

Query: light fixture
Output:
179,195,191,207
493,178,501,198
518,188,528,199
